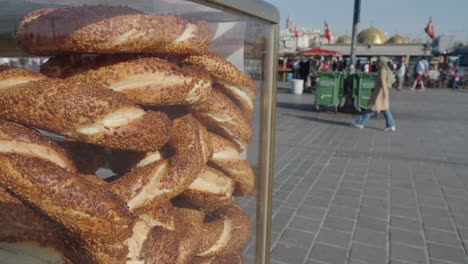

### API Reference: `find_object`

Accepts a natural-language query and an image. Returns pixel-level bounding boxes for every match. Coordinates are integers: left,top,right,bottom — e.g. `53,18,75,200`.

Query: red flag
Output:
424,17,435,39
294,27,298,38
324,21,331,43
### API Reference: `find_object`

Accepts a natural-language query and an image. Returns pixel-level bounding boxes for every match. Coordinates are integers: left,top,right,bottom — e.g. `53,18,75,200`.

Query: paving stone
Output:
459,227,468,241
315,182,340,190
363,187,389,199
340,179,365,190
306,260,324,264
303,195,332,208
271,89,468,264
283,193,306,208
390,182,413,191
420,206,451,219
271,207,295,231
316,227,352,249
272,198,285,212
424,228,462,246
273,190,290,200
296,204,327,220
361,197,389,210
270,260,287,264
279,183,297,193
390,259,412,264
391,206,420,220
309,188,335,199
333,195,361,209
359,205,388,220
336,187,362,198
426,243,468,264
429,258,456,264
391,216,422,232
421,215,456,232
390,228,425,247
270,243,310,264
308,243,348,264
328,204,359,220
391,243,428,264
349,242,387,264
417,195,447,208
463,241,468,257
357,216,388,233
452,213,468,228
323,215,356,233
289,215,322,234
349,259,372,264
279,228,316,248
270,232,282,244
354,227,387,248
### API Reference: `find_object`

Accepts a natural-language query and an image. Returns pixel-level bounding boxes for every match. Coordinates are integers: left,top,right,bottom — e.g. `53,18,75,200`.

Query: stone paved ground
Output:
243,85,468,264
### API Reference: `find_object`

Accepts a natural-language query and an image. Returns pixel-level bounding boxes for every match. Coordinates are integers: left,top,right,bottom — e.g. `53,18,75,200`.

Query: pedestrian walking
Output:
452,69,460,89
352,56,396,132
396,59,406,91
411,58,427,90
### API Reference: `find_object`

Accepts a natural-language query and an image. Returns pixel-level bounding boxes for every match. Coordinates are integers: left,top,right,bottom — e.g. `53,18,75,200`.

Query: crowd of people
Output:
1,57,45,72
289,56,347,92
400,56,463,90
283,54,465,92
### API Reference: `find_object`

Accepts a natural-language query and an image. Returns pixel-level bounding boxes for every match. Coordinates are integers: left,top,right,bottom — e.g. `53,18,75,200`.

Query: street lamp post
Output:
350,0,361,66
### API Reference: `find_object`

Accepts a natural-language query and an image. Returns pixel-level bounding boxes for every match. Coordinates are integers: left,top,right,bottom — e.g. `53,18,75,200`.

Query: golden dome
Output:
387,35,407,44
336,35,352,44
357,27,387,44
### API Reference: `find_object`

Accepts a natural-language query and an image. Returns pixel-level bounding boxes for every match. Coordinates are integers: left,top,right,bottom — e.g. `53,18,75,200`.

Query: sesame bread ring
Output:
183,52,257,119
42,55,213,106
188,89,252,151
0,121,197,263
110,115,204,211
108,149,164,175
197,120,213,164
0,122,78,263
0,120,76,172
197,202,252,258
0,76,172,152
107,112,209,175
179,166,235,212
137,204,204,264
0,187,74,264
191,251,243,264
0,154,138,264
208,133,256,196
0,65,45,89
16,5,213,55
214,81,255,120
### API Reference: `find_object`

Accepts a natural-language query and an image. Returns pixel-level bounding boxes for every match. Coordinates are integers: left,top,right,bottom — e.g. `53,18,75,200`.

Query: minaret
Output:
286,15,294,31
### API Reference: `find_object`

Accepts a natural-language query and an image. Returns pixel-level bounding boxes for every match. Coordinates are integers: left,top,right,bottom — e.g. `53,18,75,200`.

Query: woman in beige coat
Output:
353,56,396,131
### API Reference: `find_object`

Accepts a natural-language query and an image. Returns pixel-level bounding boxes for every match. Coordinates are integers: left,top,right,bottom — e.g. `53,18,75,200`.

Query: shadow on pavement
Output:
286,114,352,127
277,102,315,112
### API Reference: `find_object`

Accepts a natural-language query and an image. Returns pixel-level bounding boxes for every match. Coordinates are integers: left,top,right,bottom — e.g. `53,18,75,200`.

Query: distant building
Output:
279,17,461,67
279,16,331,51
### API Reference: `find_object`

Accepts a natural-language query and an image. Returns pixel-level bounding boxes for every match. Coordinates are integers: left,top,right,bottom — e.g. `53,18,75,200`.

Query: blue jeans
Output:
355,109,395,128
452,80,459,89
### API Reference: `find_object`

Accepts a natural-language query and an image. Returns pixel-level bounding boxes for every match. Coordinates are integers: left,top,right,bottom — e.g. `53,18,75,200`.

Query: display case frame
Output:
0,1,279,263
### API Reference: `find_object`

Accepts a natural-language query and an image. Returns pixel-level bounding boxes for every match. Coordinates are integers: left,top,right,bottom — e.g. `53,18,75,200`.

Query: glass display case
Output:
0,1,278,263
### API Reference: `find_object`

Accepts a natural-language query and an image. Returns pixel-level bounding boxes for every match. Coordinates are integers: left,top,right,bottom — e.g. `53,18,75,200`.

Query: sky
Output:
263,0,468,42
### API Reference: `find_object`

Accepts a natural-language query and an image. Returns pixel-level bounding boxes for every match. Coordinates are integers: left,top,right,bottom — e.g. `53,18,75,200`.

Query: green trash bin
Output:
354,72,378,111
314,72,343,112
